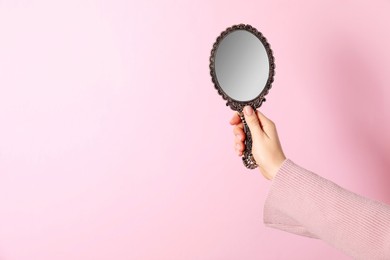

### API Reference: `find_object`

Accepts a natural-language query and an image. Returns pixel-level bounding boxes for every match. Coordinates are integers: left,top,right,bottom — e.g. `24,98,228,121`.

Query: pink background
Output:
0,0,389,259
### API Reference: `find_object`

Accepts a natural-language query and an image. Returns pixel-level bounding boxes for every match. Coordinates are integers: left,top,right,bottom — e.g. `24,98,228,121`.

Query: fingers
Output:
235,141,244,155
230,113,245,156
233,125,245,156
243,106,264,139
233,125,244,139
229,112,241,125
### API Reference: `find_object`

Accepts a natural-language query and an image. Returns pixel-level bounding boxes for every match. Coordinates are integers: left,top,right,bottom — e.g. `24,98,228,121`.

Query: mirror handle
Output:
239,112,258,169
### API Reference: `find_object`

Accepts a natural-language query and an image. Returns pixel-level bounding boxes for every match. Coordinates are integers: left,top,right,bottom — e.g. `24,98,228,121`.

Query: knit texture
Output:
264,159,390,259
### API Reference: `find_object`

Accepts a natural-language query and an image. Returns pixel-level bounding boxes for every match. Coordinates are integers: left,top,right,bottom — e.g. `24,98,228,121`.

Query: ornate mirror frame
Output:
209,24,275,112
209,24,276,169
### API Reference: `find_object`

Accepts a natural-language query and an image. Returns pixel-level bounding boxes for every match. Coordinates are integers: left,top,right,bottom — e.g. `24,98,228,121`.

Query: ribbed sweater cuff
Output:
263,159,318,238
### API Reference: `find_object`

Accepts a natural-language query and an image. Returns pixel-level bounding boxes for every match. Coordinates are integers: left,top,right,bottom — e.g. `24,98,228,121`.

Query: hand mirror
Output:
209,24,275,169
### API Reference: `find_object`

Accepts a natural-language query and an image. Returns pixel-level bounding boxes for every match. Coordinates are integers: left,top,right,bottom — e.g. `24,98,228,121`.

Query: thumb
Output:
243,106,263,138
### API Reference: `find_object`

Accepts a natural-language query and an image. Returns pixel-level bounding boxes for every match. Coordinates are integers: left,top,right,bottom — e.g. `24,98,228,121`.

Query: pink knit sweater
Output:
264,159,390,259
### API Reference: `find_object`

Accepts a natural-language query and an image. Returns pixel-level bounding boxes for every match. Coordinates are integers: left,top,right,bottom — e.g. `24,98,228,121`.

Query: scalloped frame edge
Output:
209,24,276,112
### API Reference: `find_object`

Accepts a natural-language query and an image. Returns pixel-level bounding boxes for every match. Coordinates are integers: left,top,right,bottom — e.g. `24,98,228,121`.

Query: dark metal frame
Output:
209,24,276,169
209,24,275,112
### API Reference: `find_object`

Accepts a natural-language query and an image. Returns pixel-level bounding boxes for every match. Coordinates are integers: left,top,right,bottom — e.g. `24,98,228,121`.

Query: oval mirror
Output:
209,24,275,169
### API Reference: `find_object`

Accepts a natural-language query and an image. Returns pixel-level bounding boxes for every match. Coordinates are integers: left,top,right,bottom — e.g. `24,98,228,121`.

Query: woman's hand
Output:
230,106,286,180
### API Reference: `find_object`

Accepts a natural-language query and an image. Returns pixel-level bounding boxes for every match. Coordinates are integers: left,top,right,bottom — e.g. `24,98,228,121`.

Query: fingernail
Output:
244,106,253,116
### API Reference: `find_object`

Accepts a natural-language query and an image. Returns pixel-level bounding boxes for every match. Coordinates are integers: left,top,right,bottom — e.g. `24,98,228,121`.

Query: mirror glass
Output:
214,30,270,102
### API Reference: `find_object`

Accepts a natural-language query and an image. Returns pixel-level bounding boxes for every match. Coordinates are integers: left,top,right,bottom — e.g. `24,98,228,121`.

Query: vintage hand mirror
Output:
209,24,275,169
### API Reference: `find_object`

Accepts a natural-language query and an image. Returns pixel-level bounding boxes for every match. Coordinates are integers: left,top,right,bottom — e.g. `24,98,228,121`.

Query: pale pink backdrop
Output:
0,0,389,259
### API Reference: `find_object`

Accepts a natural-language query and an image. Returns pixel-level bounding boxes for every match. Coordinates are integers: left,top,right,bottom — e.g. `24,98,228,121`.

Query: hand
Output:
230,106,286,180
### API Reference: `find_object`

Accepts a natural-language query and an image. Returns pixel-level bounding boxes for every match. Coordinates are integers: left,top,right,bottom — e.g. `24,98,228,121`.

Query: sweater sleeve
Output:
263,159,390,259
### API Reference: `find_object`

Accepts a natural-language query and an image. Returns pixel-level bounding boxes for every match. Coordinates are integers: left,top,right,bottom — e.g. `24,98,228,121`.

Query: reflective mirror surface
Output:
214,30,270,102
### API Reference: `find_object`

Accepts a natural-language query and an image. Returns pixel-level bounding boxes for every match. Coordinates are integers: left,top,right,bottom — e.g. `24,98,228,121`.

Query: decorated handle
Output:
238,112,258,169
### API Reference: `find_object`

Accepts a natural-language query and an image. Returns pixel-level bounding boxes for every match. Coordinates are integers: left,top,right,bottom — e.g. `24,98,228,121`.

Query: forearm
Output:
264,159,390,259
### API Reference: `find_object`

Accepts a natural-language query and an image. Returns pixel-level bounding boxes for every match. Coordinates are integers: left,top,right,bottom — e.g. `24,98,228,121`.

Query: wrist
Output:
262,156,286,180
